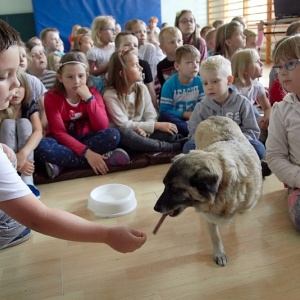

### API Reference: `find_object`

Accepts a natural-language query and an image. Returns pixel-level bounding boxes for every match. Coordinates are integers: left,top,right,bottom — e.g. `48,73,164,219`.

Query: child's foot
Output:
1,228,31,250
45,162,62,179
27,184,41,199
104,148,130,166
261,161,272,178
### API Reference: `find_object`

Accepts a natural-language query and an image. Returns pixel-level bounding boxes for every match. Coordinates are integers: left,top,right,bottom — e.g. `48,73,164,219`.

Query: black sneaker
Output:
261,161,272,177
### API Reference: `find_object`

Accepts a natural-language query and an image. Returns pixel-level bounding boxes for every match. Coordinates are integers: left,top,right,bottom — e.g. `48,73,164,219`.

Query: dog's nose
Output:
153,203,160,212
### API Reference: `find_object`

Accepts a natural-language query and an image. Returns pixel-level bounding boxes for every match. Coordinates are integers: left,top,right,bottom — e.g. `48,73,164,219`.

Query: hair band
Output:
59,61,87,69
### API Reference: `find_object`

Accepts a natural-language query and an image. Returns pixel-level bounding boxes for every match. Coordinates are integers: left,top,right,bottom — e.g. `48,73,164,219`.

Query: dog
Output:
154,116,262,266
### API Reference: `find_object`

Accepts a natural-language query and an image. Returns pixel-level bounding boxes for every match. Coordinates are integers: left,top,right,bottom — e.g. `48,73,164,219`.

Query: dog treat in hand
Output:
153,214,168,234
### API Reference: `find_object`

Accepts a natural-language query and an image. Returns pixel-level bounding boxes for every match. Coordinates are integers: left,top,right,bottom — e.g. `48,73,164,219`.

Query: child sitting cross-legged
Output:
183,55,270,177
35,51,130,178
159,44,205,137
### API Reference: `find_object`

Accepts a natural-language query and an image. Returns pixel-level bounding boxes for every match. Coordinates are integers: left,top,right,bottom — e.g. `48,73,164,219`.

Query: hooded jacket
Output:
188,88,260,141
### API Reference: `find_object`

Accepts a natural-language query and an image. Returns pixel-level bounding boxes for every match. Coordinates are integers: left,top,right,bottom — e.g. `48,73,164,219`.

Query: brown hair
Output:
214,21,241,58
175,44,200,63
175,10,200,47
52,51,89,94
106,49,142,111
40,28,59,44
0,19,20,52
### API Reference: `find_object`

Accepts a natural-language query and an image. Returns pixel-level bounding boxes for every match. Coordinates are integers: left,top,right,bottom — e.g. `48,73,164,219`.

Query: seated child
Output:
0,70,43,197
183,55,269,176
231,48,271,144
35,51,130,178
114,31,158,109
157,27,183,89
205,29,216,57
159,44,204,137
103,50,183,153
266,35,300,229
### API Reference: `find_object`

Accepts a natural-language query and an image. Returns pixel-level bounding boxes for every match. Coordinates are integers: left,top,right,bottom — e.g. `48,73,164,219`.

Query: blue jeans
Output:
158,112,189,137
35,128,120,168
183,138,265,160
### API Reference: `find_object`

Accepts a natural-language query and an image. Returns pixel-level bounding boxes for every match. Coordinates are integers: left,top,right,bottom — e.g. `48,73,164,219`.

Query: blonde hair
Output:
231,48,258,87
125,19,147,32
286,22,300,36
272,34,300,64
214,21,241,58
47,51,62,71
175,44,200,63
91,15,115,44
243,29,257,39
200,55,232,77
158,26,182,44
0,69,32,123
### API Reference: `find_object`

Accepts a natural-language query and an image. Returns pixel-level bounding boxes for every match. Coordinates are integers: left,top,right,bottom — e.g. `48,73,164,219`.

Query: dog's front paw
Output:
214,252,227,266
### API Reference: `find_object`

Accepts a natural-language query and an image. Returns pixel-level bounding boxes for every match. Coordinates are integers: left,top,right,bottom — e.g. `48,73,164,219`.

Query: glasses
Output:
100,27,116,33
272,59,300,74
179,18,195,25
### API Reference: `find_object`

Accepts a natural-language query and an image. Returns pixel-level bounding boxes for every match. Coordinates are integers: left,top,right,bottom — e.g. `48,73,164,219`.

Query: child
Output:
114,31,158,109
200,25,214,40
26,41,57,90
231,48,271,142
214,21,246,59
18,41,48,129
184,55,267,174
266,35,300,229
47,51,62,72
205,29,216,57
35,51,130,178
0,69,43,198
86,16,116,82
103,50,183,153
0,19,146,251
159,45,204,137
243,29,257,49
175,10,207,63
157,27,183,88
73,33,94,54
125,19,165,79
40,28,62,55
147,16,160,45
69,24,81,50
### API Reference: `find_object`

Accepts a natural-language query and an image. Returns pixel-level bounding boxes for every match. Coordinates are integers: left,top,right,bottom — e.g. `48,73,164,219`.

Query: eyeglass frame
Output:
272,59,300,74
100,27,116,33
179,18,195,25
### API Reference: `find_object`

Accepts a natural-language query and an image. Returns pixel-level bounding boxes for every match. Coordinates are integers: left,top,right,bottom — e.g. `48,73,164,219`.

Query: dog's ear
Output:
189,172,219,194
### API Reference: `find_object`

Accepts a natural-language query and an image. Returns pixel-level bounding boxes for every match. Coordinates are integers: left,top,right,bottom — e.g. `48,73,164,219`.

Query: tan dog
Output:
154,116,262,266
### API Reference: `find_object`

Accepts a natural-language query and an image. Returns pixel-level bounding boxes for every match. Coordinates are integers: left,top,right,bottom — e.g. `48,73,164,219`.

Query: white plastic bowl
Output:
88,184,137,218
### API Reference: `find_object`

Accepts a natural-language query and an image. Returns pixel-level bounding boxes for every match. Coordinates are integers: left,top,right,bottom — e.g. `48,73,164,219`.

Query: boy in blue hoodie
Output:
183,55,265,162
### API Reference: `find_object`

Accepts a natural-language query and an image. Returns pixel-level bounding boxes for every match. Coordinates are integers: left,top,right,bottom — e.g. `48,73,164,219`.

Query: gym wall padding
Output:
32,0,161,51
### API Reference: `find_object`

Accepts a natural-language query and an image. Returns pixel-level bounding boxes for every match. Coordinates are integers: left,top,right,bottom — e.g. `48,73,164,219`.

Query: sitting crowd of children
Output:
2,12,300,249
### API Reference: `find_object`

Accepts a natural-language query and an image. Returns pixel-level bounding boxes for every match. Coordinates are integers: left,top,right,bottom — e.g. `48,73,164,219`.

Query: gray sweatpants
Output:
0,118,34,185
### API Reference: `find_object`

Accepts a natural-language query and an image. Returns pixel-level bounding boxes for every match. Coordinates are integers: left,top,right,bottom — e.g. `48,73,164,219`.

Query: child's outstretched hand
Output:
106,226,147,253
